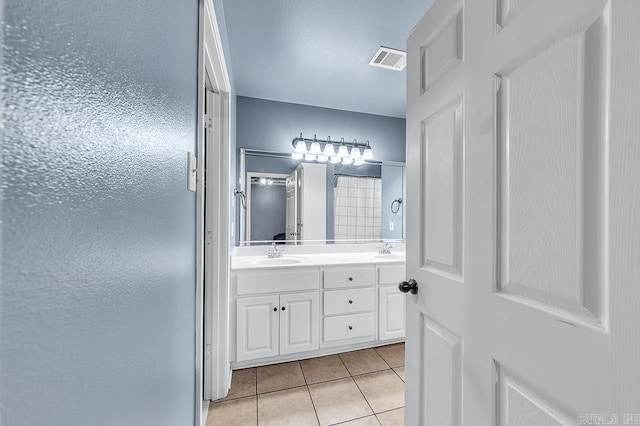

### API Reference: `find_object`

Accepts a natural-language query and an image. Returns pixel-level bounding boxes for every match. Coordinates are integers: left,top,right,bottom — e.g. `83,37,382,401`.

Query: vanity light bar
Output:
291,133,374,165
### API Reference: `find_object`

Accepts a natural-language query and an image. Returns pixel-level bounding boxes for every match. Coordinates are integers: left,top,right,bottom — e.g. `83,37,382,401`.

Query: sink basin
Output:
250,256,305,266
374,253,405,261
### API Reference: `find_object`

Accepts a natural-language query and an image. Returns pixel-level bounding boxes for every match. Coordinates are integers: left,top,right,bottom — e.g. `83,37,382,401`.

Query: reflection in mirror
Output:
238,149,405,245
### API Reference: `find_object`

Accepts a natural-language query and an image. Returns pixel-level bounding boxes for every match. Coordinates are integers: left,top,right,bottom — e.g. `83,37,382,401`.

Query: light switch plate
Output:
389,221,394,231
187,152,197,192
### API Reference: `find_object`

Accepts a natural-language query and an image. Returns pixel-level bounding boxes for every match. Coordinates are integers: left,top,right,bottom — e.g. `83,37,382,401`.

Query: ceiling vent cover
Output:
368,46,407,71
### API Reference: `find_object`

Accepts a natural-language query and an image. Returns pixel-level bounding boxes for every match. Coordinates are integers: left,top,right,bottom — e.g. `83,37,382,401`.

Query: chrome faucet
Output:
266,242,284,258
377,242,393,254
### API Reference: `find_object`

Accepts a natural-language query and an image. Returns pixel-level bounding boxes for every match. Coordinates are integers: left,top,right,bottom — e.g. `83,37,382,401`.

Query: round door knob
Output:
348,277,353,281
348,326,353,330
273,307,277,312
398,279,419,295
281,306,286,311
348,300,353,304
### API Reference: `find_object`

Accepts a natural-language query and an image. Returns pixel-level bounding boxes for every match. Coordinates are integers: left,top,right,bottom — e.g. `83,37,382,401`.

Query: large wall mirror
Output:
237,149,405,245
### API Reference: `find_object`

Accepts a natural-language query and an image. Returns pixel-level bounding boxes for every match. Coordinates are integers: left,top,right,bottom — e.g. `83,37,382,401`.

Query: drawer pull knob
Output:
348,326,353,330
348,277,353,281
273,307,277,312
348,300,353,304
281,306,286,311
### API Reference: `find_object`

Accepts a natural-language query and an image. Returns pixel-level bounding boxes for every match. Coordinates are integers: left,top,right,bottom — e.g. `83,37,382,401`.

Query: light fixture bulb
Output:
294,139,307,154
342,157,353,165
317,155,328,162
350,144,361,159
259,177,267,185
305,154,316,161
337,138,349,158
354,158,365,166
323,143,335,156
309,142,322,154
330,156,342,164
362,141,374,160
292,152,303,160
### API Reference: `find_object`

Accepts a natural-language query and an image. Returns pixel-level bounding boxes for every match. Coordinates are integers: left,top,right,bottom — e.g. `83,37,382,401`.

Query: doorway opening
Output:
196,0,232,424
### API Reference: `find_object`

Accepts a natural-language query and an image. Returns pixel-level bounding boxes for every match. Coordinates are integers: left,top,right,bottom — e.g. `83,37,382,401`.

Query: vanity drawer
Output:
323,313,374,342
323,288,374,315
378,265,405,285
323,266,375,289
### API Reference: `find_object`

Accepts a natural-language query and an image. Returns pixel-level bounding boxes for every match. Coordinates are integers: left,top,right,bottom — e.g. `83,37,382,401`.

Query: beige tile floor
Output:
207,343,405,426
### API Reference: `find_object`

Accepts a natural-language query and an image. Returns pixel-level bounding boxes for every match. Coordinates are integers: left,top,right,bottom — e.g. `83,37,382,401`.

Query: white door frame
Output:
196,0,231,424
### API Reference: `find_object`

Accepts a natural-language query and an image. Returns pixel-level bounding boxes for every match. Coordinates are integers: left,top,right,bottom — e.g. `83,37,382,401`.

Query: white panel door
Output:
379,286,405,341
405,0,640,424
279,292,319,355
285,171,297,241
236,295,279,362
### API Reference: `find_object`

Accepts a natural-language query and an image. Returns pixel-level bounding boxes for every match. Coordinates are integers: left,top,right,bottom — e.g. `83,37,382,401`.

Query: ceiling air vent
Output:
368,46,407,71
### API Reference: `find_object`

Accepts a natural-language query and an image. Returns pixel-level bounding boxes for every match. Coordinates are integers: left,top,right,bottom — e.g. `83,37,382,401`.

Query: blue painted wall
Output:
236,96,405,243
237,96,406,161
1,0,198,424
381,164,405,240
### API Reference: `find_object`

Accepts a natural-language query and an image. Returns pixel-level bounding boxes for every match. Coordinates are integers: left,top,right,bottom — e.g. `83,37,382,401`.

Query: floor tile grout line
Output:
350,366,394,379
351,374,378,419
329,413,381,425
373,346,394,370
375,406,405,415
391,367,405,383
255,367,258,425
256,383,309,396
305,384,323,426
352,368,406,416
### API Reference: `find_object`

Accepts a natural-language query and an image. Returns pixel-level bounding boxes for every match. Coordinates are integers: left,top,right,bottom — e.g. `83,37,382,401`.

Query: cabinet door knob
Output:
348,325,353,330
273,307,277,312
348,300,353,304
348,277,353,282
281,306,286,311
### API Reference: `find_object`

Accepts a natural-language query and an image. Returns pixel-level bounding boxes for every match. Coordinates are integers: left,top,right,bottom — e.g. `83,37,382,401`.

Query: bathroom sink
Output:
250,256,305,266
373,253,405,261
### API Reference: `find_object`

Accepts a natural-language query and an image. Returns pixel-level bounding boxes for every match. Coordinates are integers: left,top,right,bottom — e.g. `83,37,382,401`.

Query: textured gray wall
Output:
1,1,198,424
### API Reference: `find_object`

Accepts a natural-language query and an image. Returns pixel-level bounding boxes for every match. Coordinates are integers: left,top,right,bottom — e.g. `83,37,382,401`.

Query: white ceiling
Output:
221,0,435,118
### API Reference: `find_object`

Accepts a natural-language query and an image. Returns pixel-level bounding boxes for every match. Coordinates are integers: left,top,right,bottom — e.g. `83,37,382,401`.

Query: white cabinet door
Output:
279,292,319,355
405,0,640,424
378,286,405,341
236,295,279,362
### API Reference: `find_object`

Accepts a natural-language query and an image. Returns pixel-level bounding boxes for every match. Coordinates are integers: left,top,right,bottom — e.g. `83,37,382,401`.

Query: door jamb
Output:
196,0,231,424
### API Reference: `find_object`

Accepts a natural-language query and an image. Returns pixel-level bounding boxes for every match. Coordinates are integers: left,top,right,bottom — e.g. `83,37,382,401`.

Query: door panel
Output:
496,364,574,425
236,295,279,362
422,96,464,278
279,292,319,355
496,11,608,327
421,316,462,426
406,0,639,424
379,286,405,340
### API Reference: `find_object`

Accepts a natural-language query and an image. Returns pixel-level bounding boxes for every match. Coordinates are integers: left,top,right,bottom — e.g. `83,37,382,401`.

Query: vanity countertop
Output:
231,251,406,271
